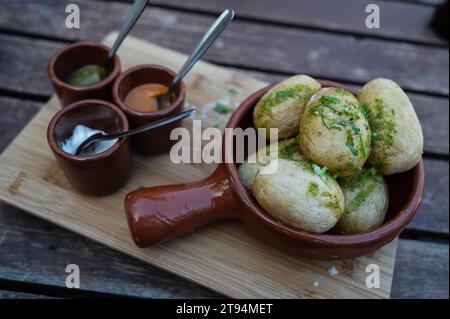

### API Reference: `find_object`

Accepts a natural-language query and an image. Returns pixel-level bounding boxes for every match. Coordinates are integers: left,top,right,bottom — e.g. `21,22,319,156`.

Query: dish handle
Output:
124,165,237,247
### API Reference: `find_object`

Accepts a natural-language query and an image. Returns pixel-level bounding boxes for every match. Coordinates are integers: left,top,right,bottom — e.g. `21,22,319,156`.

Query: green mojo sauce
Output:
66,64,108,87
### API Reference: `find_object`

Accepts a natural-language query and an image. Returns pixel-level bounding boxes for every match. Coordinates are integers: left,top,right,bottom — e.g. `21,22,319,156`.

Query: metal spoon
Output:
75,108,196,155
107,0,148,60
156,9,235,110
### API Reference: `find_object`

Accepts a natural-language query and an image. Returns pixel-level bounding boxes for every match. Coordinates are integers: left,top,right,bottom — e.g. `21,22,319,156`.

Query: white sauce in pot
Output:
60,124,118,156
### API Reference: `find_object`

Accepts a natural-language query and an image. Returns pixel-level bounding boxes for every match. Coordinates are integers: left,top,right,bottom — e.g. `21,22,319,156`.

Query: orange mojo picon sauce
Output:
124,83,169,113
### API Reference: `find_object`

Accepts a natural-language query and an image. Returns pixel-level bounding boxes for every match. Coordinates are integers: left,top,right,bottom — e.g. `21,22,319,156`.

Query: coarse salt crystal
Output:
328,266,339,276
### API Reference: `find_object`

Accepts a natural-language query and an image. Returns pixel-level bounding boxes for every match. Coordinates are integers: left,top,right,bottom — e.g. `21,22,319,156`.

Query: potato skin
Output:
334,169,389,234
238,137,303,191
299,88,371,177
253,75,321,139
358,78,423,175
253,159,344,233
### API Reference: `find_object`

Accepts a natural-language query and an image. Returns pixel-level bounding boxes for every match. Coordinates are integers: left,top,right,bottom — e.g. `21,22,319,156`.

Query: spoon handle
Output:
170,9,235,90
108,0,148,60
107,108,196,140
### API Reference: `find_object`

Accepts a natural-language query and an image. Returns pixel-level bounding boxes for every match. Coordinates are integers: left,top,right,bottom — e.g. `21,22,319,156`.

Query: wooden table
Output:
0,0,448,299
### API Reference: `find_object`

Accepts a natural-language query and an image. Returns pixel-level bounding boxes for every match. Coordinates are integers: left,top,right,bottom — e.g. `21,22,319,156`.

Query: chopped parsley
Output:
308,182,319,197
321,95,340,104
359,134,367,158
276,90,295,98
278,137,300,160
227,87,238,96
214,102,233,114
308,91,367,158
346,131,358,156
342,166,378,191
362,99,397,164
361,166,377,179
311,163,329,182
255,84,316,127
346,177,379,213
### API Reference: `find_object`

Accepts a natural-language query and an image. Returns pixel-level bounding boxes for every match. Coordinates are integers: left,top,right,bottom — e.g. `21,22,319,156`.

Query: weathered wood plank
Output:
0,0,448,95
0,36,59,97
0,97,43,152
128,0,447,45
383,0,445,6
412,159,449,234
392,239,449,298
0,203,221,299
0,201,446,298
0,36,448,155
0,290,53,299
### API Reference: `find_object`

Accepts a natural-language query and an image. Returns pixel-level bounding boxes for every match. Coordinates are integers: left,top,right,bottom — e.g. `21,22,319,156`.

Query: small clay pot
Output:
124,80,425,260
47,99,131,196
48,42,121,107
112,64,186,155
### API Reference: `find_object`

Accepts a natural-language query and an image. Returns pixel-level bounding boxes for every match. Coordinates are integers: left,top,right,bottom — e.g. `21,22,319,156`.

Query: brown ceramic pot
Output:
47,99,131,196
112,65,186,155
48,42,121,107
124,81,425,260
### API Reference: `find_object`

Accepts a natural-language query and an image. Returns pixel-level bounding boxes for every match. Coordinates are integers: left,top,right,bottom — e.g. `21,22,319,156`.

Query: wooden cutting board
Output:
0,32,397,299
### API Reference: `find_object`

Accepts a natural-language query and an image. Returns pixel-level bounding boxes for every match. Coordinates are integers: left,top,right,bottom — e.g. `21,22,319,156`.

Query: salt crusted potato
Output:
358,78,423,175
334,168,389,234
299,87,371,177
238,137,303,191
253,75,321,139
253,159,344,233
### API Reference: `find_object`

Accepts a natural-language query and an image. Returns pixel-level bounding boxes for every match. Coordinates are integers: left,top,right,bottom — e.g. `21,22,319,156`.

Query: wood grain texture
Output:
0,290,53,299
0,200,445,299
0,0,448,95
0,35,59,97
0,34,398,299
0,97,43,152
130,0,448,45
0,203,220,299
382,0,445,6
0,35,448,155
410,159,449,234
391,239,449,299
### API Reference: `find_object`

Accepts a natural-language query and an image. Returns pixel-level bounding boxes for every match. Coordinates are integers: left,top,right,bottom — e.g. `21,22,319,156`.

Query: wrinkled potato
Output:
253,75,321,139
334,168,389,234
253,159,345,233
299,87,371,177
238,137,303,190
358,78,423,175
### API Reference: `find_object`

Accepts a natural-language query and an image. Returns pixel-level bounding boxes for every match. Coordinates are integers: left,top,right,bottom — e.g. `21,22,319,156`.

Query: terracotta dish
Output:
112,65,186,155
47,99,131,196
48,42,121,107
124,80,425,260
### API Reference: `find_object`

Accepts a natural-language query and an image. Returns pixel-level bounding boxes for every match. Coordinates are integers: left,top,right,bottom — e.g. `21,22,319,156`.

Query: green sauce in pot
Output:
66,64,108,87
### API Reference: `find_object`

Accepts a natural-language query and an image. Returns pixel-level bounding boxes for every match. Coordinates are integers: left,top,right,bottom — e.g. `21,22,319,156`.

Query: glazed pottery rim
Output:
224,81,425,247
48,41,121,92
112,64,186,118
47,99,129,163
